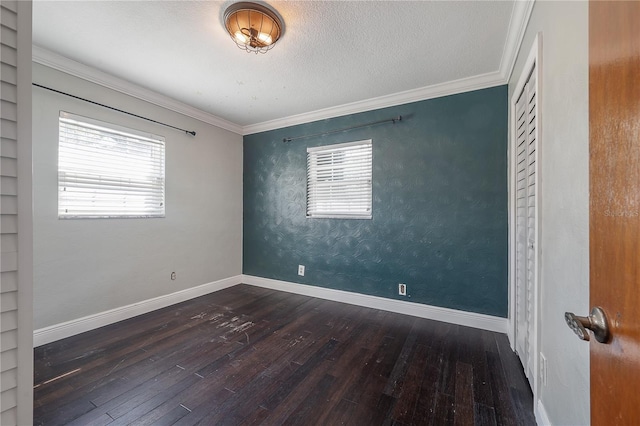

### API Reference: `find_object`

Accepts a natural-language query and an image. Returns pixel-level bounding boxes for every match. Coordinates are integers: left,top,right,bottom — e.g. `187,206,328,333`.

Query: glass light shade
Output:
224,2,282,54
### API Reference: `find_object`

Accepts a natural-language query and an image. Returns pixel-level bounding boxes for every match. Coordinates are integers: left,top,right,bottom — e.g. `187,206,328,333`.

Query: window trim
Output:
306,139,373,220
58,111,166,219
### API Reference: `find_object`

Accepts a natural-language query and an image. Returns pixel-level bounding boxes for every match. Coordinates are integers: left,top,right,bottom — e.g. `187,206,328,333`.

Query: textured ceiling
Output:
32,1,518,130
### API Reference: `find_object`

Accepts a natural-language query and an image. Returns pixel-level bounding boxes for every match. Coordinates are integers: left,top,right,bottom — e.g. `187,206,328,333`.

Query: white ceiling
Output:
32,1,531,134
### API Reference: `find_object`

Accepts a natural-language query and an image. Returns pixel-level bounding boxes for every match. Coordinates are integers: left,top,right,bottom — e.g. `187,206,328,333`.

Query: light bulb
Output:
257,32,273,45
234,31,249,44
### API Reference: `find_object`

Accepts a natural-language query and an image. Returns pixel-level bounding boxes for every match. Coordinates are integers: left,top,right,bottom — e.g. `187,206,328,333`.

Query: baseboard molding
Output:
242,275,508,334
35,274,508,346
33,275,243,347
535,398,552,425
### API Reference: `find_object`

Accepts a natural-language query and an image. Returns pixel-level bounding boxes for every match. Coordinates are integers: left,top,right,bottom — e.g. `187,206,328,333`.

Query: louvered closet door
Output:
1,2,21,422
514,69,537,384
1,1,32,424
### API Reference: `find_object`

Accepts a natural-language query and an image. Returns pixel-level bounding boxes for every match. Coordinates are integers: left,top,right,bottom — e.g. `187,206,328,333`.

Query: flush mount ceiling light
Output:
224,2,283,54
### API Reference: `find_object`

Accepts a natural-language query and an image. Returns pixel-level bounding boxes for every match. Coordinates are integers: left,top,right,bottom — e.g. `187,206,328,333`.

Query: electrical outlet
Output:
298,265,305,276
398,283,407,296
540,353,547,386
171,272,176,280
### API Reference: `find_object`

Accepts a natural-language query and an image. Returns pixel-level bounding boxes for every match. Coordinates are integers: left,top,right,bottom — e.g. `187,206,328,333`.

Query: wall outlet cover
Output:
540,352,547,386
398,283,407,296
298,265,305,276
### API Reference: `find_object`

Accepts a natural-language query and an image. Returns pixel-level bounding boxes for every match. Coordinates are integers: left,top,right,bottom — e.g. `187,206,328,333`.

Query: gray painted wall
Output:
244,86,508,317
509,2,590,424
32,63,243,329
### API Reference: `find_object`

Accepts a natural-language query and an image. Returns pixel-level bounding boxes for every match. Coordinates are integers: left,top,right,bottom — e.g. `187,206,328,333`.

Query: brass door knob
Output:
564,306,610,343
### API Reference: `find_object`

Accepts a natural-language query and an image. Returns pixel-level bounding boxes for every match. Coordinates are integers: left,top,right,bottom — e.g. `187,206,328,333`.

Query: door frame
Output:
508,33,542,398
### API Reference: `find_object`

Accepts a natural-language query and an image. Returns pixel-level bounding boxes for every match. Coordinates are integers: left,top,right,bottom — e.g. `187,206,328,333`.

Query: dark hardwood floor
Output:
34,284,535,425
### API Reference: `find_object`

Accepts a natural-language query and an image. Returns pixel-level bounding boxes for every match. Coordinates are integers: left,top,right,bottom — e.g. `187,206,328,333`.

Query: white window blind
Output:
306,139,372,219
58,112,165,218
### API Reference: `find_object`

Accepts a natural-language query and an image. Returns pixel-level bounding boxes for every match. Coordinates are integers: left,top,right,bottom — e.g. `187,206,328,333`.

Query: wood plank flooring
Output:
34,284,535,425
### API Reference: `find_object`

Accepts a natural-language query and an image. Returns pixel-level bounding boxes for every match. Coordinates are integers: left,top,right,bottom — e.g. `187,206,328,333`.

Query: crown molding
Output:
243,0,535,136
499,0,535,82
32,45,243,135
33,0,534,137
243,70,505,135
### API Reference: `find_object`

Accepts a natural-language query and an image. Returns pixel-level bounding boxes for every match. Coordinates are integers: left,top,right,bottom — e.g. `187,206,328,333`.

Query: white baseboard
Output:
535,398,552,425
35,274,508,347
33,275,243,347
242,275,508,334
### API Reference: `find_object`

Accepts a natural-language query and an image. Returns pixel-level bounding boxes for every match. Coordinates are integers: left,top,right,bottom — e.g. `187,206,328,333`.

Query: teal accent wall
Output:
243,86,508,317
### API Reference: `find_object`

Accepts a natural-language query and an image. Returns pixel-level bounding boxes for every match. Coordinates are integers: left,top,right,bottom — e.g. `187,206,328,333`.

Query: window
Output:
58,111,165,218
306,139,372,219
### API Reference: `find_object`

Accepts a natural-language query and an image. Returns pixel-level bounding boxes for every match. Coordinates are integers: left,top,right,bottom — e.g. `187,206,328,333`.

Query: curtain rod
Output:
282,115,402,143
32,83,197,136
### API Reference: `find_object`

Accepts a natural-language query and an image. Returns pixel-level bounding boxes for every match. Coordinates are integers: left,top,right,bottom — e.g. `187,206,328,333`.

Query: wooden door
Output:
589,1,640,424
